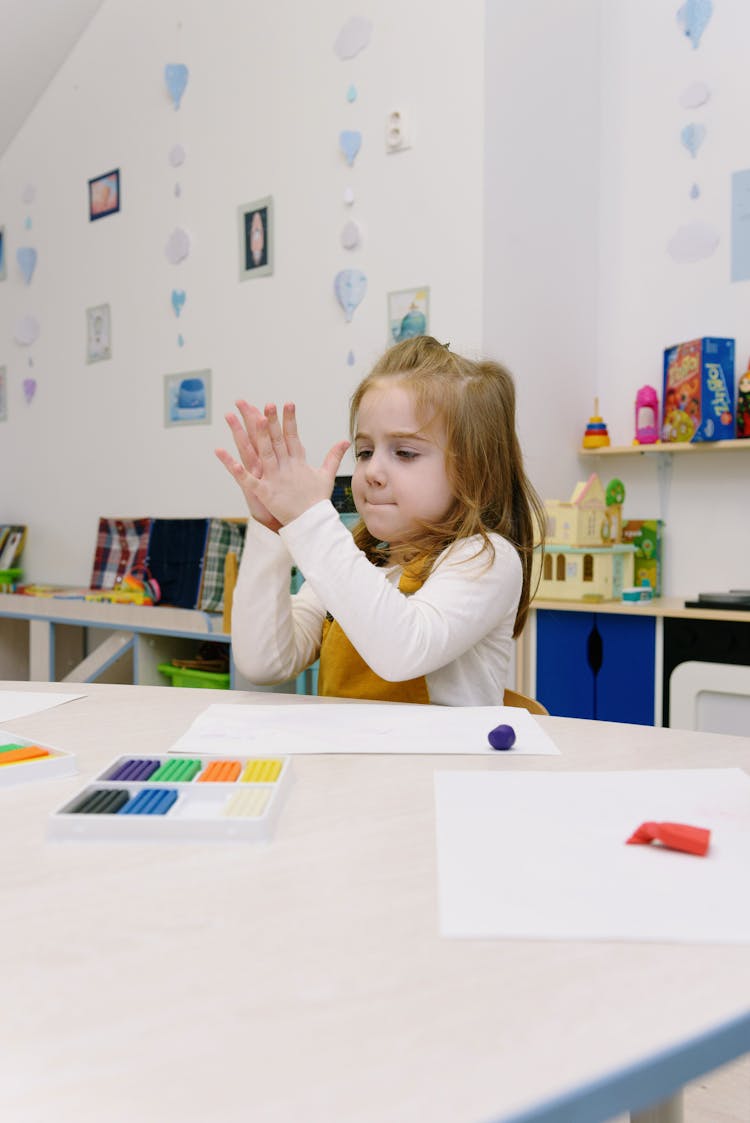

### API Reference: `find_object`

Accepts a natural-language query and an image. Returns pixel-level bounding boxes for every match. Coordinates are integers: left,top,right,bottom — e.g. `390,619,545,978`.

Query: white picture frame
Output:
86,303,112,363
164,369,212,428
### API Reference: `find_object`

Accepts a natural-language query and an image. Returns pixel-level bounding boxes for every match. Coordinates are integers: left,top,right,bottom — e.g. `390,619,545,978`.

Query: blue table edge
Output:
487,1006,750,1123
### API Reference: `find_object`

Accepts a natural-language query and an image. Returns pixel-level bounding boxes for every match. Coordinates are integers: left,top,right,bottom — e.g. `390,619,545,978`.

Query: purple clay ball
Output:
488,723,516,751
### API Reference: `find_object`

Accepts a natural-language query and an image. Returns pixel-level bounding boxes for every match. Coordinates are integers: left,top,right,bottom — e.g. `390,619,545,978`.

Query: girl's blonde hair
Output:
348,335,545,637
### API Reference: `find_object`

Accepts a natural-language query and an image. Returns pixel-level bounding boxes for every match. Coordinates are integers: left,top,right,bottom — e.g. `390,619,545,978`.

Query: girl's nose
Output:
364,454,386,484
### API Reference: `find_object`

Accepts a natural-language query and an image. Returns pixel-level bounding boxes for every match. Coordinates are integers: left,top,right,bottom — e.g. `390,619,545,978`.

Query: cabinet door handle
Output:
587,623,603,677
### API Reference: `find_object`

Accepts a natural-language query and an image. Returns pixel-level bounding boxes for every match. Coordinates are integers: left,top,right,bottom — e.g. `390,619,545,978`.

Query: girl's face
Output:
352,382,455,545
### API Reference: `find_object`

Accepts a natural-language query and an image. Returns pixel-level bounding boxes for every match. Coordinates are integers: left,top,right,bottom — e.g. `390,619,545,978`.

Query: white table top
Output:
1,681,750,1123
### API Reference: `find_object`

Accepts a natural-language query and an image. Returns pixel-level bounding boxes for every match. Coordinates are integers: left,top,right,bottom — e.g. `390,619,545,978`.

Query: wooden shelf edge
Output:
579,438,750,457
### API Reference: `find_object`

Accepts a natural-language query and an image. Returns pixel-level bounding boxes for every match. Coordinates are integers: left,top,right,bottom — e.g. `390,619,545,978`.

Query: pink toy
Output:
634,385,659,444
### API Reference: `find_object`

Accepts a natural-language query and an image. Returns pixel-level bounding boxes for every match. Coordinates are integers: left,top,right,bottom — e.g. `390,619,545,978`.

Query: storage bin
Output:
157,663,230,689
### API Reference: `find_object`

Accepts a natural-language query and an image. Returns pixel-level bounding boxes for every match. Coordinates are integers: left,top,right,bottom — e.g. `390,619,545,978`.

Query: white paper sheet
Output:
0,691,85,723
435,768,750,943
169,703,560,756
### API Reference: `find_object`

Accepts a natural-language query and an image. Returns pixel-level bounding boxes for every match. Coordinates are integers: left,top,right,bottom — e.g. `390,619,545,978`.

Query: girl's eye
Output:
396,449,418,460
355,448,373,460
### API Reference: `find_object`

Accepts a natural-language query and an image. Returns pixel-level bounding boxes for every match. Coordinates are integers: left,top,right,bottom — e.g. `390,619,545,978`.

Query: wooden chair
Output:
503,688,549,716
222,551,239,634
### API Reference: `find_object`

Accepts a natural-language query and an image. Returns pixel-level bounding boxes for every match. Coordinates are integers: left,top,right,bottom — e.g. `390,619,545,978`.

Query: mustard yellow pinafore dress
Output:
316,568,430,704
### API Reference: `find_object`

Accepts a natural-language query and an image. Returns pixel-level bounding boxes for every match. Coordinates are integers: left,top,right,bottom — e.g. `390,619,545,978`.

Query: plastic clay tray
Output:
48,753,292,843
0,731,77,788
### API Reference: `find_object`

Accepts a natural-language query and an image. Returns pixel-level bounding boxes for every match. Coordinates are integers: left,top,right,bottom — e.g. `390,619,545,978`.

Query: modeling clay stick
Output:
151,758,201,782
149,760,177,782
69,790,102,814
121,789,161,815
109,759,158,782
217,760,241,782
224,788,271,817
161,760,186,782
126,759,159,781
171,758,201,782
240,759,263,782
0,743,26,753
72,789,114,814
198,760,241,783
240,759,282,782
79,789,112,814
137,759,161,780
260,759,282,782
139,789,167,814
102,790,130,814
0,745,50,766
107,759,139,781
94,789,131,815
124,788,177,815
151,790,177,815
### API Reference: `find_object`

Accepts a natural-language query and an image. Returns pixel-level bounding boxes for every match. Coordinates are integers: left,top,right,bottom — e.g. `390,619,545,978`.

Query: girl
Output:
215,336,544,706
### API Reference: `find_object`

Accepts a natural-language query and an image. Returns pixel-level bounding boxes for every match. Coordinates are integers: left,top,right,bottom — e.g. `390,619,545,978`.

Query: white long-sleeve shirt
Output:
231,500,522,706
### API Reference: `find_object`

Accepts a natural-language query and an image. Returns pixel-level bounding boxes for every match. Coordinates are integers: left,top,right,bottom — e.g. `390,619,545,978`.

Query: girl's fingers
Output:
282,402,306,458
322,440,351,479
255,415,278,465
264,403,288,457
215,447,259,488
235,400,265,451
236,400,263,430
225,413,262,475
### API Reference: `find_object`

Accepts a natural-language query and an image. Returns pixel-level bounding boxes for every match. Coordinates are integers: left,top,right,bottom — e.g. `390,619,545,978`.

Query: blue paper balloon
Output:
334,269,367,322
339,130,362,167
677,0,713,49
681,122,706,158
171,289,186,317
16,246,37,285
165,63,189,110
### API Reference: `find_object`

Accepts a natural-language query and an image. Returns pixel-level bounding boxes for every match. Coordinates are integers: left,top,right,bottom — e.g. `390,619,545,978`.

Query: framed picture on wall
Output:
164,369,212,428
0,367,7,422
387,286,430,345
0,226,6,281
88,169,120,221
86,303,112,363
238,196,273,279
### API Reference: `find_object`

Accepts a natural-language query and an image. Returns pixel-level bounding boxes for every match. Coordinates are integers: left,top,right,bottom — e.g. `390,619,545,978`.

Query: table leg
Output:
631,1089,683,1123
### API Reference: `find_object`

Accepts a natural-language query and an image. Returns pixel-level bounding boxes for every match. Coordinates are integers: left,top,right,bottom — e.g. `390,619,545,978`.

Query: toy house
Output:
536,473,635,602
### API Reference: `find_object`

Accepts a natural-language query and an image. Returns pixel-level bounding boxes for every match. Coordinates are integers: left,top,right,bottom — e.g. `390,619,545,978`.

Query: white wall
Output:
485,0,750,598
595,0,750,596
483,0,602,499
0,0,485,584
4,0,749,599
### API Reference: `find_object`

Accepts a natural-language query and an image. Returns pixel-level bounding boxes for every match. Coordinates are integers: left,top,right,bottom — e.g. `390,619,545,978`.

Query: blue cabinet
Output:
536,609,655,724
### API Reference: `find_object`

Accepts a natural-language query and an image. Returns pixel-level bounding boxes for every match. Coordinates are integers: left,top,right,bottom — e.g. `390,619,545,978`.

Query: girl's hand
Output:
215,400,350,529
215,402,283,532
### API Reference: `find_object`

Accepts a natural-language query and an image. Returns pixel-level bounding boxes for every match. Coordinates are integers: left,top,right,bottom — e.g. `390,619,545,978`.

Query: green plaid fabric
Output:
199,519,247,613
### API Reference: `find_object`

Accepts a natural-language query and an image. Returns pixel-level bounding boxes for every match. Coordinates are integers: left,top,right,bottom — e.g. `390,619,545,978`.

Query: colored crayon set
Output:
0,734,77,788
48,754,291,843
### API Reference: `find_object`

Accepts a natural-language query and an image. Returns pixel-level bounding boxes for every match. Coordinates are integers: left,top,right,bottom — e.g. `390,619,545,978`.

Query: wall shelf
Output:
580,438,750,457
